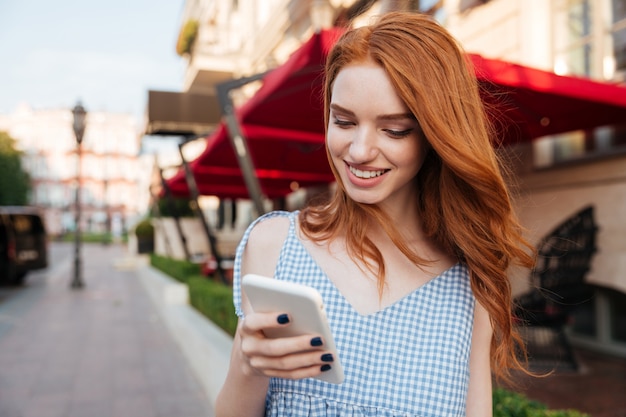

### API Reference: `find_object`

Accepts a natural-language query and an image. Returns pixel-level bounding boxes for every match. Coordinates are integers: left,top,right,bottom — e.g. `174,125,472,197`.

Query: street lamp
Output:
71,101,86,289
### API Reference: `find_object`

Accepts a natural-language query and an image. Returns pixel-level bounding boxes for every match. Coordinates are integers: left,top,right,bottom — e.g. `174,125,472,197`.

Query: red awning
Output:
166,28,343,199
470,54,626,143
166,30,626,199
166,124,336,199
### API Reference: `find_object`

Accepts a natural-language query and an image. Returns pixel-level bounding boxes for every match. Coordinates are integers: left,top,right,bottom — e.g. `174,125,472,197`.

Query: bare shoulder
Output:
246,214,291,249
241,214,291,278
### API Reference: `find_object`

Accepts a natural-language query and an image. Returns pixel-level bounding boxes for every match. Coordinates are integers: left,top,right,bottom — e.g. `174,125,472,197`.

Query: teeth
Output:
349,166,386,179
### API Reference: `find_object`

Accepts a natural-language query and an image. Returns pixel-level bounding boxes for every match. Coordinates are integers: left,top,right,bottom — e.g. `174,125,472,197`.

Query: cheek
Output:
406,142,429,174
392,139,427,174
325,126,348,160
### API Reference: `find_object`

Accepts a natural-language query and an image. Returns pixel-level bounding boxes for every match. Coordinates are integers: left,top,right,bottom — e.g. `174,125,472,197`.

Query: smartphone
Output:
241,274,344,384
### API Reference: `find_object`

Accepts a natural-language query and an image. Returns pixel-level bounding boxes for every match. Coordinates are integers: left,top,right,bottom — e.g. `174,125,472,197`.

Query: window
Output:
8,214,45,240
570,286,626,357
553,0,626,79
533,123,626,168
459,0,490,13
536,0,626,168
614,27,626,72
554,0,594,77
571,294,597,337
610,288,626,343
612,0,626,75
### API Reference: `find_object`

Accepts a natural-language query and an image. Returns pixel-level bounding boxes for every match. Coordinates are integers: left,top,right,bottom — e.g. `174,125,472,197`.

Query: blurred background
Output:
1,1,625,411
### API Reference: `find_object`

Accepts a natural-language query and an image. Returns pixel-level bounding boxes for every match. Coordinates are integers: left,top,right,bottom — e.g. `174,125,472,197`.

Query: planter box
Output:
153,217,210,260
137,237,154,254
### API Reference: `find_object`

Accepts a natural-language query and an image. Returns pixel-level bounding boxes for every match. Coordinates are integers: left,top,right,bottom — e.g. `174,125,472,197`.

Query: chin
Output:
344,190,384,206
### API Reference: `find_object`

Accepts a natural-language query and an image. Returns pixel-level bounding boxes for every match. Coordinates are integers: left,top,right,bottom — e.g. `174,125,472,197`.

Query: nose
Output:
349,126,379,162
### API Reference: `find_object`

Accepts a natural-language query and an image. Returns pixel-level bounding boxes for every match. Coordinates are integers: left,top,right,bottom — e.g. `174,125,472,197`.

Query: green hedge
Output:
188,276,237,336
493,388,589,417
149,254,588,416
150,253,201,283
59,232,125,243
150,254,237,336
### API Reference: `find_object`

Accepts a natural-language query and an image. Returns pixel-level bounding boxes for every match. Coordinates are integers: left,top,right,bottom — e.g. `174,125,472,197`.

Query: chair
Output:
514,205,598,371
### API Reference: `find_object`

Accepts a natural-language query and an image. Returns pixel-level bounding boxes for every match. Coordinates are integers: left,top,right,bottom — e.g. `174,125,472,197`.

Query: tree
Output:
0,131,31,205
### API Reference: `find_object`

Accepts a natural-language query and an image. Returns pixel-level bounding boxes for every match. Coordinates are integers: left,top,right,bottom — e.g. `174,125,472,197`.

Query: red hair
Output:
300,11,535,383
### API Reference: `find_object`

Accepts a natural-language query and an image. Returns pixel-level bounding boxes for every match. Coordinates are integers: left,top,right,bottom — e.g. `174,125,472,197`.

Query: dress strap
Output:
232,210,297,317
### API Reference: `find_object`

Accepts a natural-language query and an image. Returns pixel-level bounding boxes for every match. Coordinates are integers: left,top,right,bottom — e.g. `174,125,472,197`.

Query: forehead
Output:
331,61,409,113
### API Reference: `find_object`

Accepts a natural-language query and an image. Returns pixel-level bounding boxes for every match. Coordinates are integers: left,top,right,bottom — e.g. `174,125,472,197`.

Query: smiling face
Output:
327,60,428,212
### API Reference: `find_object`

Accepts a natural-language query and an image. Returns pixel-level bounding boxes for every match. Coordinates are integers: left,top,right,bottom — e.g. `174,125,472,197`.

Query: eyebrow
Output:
330,103,416,121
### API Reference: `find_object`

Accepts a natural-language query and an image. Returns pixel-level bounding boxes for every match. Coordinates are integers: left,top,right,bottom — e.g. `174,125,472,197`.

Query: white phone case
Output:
241,274,344,384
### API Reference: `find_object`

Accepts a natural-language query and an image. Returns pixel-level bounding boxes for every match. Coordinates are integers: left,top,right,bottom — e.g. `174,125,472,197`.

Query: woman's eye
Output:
384,128,413,138
333,118,353,127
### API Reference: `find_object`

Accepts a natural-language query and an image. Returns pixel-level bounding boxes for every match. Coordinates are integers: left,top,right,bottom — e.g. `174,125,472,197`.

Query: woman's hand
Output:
238,311,335,380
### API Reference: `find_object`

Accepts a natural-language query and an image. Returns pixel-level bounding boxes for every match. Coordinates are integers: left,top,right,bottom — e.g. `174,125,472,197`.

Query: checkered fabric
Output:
233,211,476,417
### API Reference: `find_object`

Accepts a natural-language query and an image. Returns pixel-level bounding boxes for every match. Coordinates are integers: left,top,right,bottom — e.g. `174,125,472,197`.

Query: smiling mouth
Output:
348,165,389,179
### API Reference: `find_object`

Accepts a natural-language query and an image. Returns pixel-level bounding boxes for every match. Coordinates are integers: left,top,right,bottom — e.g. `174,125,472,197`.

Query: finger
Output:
241,312,290,333
262,363,334,380
250,350,335,373
241,333,327,358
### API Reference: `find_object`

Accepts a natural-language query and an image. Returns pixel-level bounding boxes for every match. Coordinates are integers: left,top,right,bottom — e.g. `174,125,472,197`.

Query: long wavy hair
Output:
299,11,535,382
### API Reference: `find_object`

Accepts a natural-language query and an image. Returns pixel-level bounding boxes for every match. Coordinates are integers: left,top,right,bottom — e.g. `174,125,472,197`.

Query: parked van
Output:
0,206,48,285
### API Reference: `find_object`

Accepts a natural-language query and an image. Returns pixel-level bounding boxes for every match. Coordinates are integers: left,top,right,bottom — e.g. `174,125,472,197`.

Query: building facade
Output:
0,103,152,238
169,0,626,356
443,0,626,357
163,0,408,232
175,0,413,96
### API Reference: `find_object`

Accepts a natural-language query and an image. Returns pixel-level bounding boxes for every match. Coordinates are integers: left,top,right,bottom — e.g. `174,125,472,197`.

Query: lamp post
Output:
71,101,86,289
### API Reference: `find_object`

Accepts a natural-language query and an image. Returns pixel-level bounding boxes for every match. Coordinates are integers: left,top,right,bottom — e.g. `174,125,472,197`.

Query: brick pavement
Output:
509,348,626,417
4,242,624,417
0,243,214,417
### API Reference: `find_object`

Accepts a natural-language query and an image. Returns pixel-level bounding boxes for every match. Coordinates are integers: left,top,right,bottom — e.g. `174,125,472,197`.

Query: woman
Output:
216,11,534,417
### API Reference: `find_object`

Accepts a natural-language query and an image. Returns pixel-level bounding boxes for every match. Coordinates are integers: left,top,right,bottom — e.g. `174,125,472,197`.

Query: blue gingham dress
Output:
233,211,476,417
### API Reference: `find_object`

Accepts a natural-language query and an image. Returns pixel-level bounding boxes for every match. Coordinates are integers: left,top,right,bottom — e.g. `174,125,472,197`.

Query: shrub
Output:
59,231,121,243
134,218,154,238
134,219,155,253
188,276,237,336
155,197,195,218
176,19,199,56
493,388,589,417
149,254,236,335
150,253,200,283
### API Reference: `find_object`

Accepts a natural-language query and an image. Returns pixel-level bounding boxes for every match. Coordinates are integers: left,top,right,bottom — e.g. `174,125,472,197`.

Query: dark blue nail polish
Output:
277,314,289,324
321,364,332,372
310,337,323,346
321,353,334,362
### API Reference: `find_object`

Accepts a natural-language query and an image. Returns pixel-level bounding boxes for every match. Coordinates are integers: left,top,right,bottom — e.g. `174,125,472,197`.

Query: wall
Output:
153,217,211,260
444,0,553,69
505,143,626,296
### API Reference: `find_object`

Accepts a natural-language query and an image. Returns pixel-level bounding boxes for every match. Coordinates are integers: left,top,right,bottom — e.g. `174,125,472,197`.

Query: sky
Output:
0,0,186,137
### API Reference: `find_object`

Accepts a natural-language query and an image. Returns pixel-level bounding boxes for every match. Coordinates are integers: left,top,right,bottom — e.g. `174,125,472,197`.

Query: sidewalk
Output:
511,347,626,417
4,242,624,417
0,243,215,417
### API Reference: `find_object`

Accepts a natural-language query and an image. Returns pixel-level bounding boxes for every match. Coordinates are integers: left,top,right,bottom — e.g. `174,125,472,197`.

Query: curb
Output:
135,261,233,407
